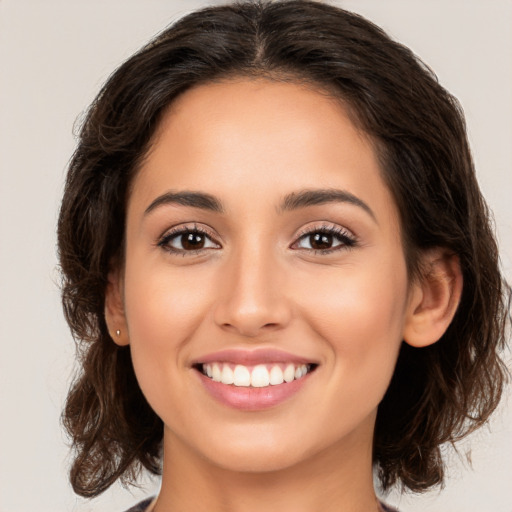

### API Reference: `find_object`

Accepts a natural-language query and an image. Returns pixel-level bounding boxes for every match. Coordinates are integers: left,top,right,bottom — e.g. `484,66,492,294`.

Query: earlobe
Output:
403,249,463,348
104,267,130,346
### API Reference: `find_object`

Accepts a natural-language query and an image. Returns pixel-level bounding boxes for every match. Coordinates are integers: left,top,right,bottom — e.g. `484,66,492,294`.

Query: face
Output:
113,79,417,474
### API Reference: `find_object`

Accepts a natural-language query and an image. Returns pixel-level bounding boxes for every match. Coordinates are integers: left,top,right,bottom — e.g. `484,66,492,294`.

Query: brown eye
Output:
181,232,206,250
159,228,220,253
309,233,334,250
293,227,357,253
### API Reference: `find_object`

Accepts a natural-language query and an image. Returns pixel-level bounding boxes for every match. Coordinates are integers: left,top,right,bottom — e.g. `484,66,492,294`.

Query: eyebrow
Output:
279,188,377,222
144,188,376,222
144,191,224,215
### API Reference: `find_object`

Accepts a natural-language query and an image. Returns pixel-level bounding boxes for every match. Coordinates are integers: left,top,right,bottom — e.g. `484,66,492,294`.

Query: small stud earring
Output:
115,329,121,337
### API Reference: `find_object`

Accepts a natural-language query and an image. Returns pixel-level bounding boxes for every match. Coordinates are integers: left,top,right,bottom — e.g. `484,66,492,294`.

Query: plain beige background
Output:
0,1,510,511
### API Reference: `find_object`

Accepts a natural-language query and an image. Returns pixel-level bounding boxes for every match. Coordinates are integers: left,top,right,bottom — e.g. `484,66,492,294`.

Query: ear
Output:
403,249,463,348
104,267,130,346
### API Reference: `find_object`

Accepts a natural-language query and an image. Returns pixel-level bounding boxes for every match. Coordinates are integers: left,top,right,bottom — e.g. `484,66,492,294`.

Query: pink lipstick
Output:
192,349,318,411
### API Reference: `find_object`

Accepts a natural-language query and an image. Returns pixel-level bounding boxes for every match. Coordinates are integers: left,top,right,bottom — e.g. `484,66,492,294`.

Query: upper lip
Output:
191,348,318,366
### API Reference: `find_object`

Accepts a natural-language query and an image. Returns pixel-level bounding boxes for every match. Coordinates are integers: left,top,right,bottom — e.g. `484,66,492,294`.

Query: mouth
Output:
194,362,318,388
192,349,319,410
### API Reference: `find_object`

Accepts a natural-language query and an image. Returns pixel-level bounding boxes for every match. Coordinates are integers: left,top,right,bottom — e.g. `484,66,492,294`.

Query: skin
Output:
106,79,462,512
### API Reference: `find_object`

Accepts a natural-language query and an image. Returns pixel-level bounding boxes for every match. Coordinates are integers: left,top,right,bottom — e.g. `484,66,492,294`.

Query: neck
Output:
153,425,379,512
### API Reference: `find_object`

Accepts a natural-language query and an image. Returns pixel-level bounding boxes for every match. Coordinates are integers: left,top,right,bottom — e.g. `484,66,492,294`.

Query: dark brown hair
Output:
58,0,509,498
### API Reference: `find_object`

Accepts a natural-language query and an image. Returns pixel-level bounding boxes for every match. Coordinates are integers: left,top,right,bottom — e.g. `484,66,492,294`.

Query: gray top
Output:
123,497,400,511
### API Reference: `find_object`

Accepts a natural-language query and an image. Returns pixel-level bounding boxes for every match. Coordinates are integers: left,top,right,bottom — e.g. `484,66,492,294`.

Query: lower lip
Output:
196,371,311,411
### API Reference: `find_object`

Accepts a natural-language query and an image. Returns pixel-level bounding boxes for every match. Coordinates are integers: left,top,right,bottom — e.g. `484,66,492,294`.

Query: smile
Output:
192,349,318,410
198,362,315,388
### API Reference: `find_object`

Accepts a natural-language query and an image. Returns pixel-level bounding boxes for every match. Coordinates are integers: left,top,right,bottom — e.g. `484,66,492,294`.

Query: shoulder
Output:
380,502,401,512
122,498,399,512
123,497,155,512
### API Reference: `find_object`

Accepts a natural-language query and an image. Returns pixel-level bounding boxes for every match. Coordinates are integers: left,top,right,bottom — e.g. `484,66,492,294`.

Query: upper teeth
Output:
202,363,310,387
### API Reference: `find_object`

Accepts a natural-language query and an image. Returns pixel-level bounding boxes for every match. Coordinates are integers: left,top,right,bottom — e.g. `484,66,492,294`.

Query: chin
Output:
205,444,310,474
169,423,315,474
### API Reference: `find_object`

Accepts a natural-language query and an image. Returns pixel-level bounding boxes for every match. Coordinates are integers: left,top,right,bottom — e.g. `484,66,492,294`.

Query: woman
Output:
57,1,509,511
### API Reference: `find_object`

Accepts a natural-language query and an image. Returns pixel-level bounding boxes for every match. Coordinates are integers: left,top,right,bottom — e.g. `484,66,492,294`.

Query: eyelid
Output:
155,221,357,256
156,223,222,254
291,223,358,252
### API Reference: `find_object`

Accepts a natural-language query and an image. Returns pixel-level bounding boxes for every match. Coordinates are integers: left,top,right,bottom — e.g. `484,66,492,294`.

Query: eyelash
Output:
292,224,358,254
157,223,357,256
157,224,219,256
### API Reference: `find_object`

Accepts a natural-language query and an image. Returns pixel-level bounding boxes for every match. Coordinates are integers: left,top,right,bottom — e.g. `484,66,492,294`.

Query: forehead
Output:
154,78,366,158
131,78,400,233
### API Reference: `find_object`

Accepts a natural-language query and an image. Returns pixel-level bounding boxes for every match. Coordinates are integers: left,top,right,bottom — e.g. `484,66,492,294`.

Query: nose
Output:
213,244,292,337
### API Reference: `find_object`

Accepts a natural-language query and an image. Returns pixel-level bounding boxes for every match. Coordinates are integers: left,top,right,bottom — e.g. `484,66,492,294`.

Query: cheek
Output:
300,264,407,334
123,257,211,342
295,261,409,390
121,260,213,404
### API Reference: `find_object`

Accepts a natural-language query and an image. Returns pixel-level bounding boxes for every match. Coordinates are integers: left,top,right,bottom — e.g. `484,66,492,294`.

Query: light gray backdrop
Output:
0,1,510,511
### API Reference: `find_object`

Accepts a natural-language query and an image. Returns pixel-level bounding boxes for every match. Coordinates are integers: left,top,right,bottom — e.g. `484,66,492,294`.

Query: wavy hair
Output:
57,0,509,497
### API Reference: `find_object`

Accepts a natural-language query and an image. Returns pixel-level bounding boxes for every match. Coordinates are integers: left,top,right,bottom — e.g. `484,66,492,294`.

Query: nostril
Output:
213,285,292,336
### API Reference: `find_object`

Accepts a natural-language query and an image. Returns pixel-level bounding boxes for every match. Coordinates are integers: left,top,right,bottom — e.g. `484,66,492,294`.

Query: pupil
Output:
311,233,332,249
182,233,204,250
